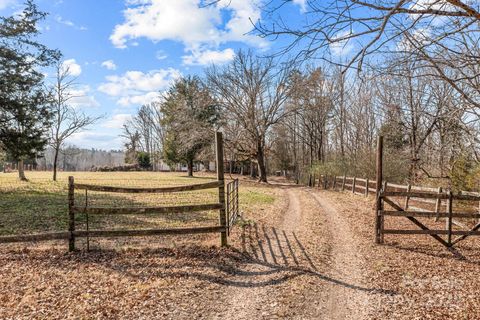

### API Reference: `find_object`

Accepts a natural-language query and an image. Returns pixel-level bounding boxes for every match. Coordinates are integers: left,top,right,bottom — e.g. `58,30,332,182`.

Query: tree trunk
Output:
250,161,257,178
257,141,268,183
18,160,27,181
53,147,59,181
187,158,193,177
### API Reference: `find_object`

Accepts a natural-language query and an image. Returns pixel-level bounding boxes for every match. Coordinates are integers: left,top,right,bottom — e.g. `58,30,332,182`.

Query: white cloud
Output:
396,27,433,52
292,0,306,12
110,0,266,52
182,48,234,66
330,30,354,56
98,68,180,106
156,50,168,60
69,85,100,108
62,59,82,76
0,0,16,10
101,60,117,70
117,92,160,106
55,15,87,30
102,113,133,129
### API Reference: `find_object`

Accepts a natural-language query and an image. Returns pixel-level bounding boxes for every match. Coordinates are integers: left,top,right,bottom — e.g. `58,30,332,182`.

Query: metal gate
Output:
226,178,239,235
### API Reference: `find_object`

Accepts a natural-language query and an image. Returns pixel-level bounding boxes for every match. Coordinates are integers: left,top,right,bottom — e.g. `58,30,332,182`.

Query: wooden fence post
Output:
352,176,356,193
342,175,346,191
68,176,75,251
435,187,443,222
365,178,369,197
333,176,337,190
375,136,384,244
447,190,453,246
404,184,412,210
216,132,227,247
380,181,387,243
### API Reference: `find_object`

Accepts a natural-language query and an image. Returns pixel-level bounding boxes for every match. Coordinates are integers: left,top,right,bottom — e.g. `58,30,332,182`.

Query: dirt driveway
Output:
2,180,480,319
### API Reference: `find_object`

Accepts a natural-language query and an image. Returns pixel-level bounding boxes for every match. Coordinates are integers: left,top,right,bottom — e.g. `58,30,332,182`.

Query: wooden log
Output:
74,180,222,193
0,232,70,244
73,226,226,238
355,178,367,183
68,176,75,252
216,131,227,247
74,203,223,215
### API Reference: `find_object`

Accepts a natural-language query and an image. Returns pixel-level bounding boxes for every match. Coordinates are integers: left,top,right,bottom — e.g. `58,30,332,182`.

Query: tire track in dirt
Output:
221,185,371,319
308,190,371,319
221,187,308,319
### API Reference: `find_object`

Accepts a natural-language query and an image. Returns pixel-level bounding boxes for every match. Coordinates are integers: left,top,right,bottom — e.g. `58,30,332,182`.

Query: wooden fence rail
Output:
376,189,480,248
0,132,239,252
316,170,480,248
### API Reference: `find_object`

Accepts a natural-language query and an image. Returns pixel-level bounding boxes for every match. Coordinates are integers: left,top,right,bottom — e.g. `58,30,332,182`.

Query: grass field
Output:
0,171,276,238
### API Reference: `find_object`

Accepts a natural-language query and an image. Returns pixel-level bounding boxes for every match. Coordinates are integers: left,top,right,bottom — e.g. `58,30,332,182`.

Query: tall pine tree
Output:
0,1,60,180
161,76,220,176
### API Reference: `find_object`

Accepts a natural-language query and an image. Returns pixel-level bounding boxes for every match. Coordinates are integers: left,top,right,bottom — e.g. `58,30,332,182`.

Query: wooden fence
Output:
377,189,480,248
316,136,480,248
0,132,240,251
316,174,480,247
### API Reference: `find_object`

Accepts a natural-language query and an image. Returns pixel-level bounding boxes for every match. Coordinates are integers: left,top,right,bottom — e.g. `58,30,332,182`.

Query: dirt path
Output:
309,191,371,319
0,182,375,319
222,187,307,319
221,185,372,319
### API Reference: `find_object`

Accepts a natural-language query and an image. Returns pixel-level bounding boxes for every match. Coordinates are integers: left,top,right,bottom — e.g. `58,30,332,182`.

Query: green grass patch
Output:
0,172,277,235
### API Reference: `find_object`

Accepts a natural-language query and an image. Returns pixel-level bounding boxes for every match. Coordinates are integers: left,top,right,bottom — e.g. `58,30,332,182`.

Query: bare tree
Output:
50,60,100,181
256,0,480,108
207,50,292,182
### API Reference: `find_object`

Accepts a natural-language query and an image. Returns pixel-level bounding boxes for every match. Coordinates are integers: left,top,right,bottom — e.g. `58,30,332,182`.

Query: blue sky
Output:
0,0,311,151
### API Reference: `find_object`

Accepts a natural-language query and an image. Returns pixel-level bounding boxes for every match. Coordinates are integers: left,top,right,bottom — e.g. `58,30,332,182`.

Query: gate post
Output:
68,176,76,251
447,190,453,246
216,132,227,247
375,136,384,244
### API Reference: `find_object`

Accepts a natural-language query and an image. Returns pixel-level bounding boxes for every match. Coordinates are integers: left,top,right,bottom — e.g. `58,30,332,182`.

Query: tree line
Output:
2,0,480,190
125,0,480,189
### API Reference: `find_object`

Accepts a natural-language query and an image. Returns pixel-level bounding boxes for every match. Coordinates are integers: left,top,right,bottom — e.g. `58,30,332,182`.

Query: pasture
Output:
0,171,275,248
